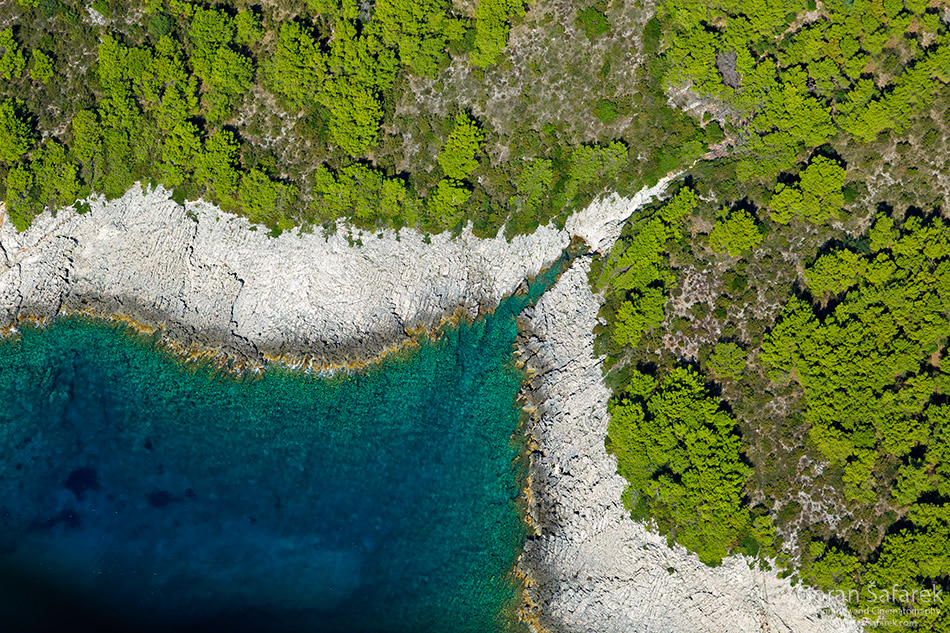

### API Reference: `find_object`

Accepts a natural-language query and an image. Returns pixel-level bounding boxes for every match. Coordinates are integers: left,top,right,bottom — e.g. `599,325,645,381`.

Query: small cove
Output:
0,252,573,633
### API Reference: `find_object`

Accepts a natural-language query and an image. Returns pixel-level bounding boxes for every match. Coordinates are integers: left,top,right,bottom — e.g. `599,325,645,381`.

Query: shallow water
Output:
0,257,567,633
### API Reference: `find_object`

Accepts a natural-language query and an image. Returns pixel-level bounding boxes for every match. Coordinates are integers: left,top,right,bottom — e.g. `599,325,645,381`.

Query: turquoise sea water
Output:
0,259,566,633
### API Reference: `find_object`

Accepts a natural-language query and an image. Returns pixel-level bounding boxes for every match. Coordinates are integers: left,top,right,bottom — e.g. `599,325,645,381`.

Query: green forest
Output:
0,0,708,236
590,0,950,629
4,0,950,628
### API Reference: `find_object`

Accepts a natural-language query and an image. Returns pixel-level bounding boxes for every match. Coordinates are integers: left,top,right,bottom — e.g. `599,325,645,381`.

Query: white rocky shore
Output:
0,181,667,366
0,182,859,632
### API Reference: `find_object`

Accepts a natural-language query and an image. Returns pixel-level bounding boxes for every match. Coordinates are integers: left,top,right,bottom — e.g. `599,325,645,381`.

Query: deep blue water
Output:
0,260,565,633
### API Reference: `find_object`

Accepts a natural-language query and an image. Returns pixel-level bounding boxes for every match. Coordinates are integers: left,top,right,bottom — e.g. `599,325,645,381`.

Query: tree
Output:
797,155,846,217
148,13,174,40
238,169,299,225
708,208,762,256
189,7,235,48
653,0,950,189
154,78,200,131
307,0,350,18
71,110,102,164
159,121,201,187
512,158,554,214
195,129,240,204
30,141,81,212
0,29,25,81
762,214,950,473
563,141,627,201
208,46,254,95
613,288,666,347
427,179,470,230
470,0,525,68
30,49,54,84
438,113,483,180
310,163,419,227
843,450,878,503
310,17,399,156
5,164,35,230
4,140,81,230
370,0,465,76
325,19,397,92
0,99,35,163
597,188,697,349
321,81,383,155
804,249,866,299
187,6,254,121
234,10,263,46
593,98,619,122
892,460,939,506
96,33,129,90
264,22,327,110
770,156,846,224
706,342,746,380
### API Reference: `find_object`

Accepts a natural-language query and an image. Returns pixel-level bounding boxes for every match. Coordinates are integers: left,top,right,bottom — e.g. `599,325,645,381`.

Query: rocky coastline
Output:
1,184,571,368
0,179,859,632
0,177,678,367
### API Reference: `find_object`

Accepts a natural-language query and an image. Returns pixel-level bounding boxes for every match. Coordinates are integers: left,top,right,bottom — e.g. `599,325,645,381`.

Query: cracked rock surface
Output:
1,185,569,364
0,177,676,365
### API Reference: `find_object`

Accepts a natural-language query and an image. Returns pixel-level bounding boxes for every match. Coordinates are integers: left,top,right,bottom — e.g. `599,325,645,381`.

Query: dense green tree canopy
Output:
763,214,950,470
0,0,552,234
512,158,553,215
596,187,697,348
437,113,483,180
372,0,465,76
29,49,53,84
706,342,746,380
0,29,25,81
708,208,762,256
312,163,418,226
470,0,525,68
264,22,327,110
660,0,950,183
426,178,471,230
769,156,846,225
0,0,722,238
0,99,34,163
775,213,950,627
607,367,754,565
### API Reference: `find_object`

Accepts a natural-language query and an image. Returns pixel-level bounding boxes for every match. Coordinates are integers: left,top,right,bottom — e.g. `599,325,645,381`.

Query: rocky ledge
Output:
0,179,670,368
0,185,562,367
